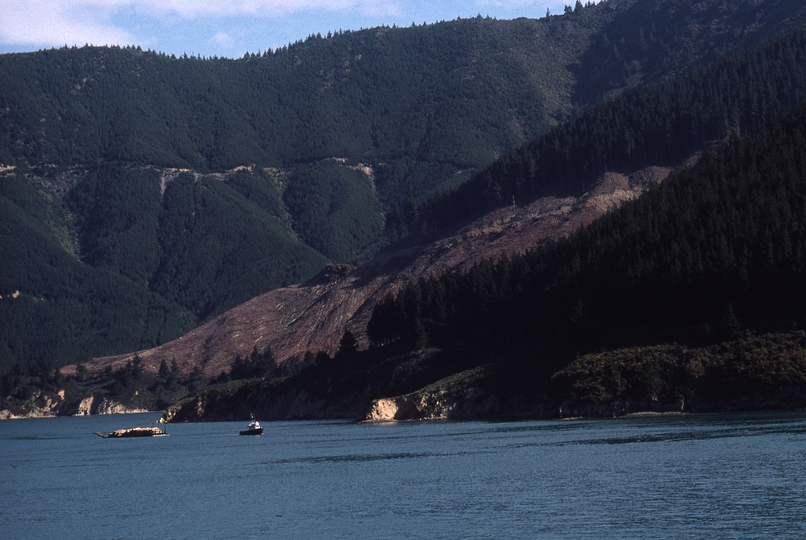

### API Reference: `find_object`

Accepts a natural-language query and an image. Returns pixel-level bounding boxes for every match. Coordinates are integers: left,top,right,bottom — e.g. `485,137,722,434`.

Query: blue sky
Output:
0,1,589,59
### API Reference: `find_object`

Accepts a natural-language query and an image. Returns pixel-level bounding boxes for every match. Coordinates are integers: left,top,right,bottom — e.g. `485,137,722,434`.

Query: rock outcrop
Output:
0,390,65,419
74,396,95,416
361,366,500,422
0,391,151,419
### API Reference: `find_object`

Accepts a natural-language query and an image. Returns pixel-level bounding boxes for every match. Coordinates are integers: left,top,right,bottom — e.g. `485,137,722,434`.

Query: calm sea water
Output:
1,411,805,539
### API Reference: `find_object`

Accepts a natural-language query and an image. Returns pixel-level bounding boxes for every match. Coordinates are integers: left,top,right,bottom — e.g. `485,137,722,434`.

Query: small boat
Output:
94,426,166,438
240,418,263,436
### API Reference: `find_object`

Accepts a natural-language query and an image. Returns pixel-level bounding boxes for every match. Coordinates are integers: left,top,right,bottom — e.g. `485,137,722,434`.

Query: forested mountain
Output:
369,103,806,357
2,0,806,375
163,22,806,422
406,26,806,233
155,97,806,422
351,100,806,419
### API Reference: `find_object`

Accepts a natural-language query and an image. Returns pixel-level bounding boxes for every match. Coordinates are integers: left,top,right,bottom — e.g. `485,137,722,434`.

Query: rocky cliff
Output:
361,366,501,422
0,391,150,419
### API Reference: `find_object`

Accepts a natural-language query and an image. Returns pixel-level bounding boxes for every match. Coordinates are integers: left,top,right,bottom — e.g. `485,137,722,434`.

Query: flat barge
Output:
94,426,166,438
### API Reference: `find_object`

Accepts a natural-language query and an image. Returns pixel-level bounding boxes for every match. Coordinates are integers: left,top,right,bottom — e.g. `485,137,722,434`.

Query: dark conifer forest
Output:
368,103,806,363
353,100,806,416
407,28,806,233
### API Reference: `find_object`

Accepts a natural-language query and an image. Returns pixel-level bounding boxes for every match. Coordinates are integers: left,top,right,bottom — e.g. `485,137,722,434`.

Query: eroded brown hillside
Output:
62,165,672,379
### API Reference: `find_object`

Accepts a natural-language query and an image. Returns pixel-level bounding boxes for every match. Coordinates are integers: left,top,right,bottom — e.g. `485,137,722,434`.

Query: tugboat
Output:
240,417,263,436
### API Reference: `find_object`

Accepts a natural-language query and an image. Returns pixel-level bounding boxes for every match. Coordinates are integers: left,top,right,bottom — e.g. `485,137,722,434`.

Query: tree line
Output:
369,102,806,381
398,27,806,237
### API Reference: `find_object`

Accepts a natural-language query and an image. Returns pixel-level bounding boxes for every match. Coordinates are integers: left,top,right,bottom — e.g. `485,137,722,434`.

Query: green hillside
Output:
3,0,806,372
0,170,196,364
411,26,806,233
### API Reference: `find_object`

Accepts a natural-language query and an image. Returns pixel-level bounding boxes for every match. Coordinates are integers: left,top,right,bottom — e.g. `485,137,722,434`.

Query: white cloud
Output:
0,0,133,46
150,0,401,18
0,0,401,48
211,31,234,48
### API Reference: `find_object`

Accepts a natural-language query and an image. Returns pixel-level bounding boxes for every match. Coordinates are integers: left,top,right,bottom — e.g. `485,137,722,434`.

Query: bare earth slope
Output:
63,166,671,379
